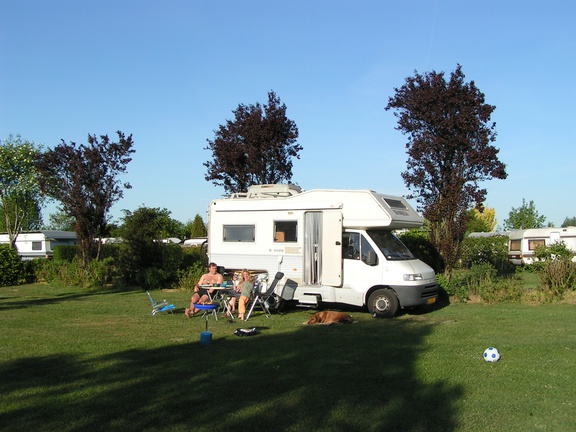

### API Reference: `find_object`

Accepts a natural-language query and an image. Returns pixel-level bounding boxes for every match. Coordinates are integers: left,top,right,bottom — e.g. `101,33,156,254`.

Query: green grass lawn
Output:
1,284,575,432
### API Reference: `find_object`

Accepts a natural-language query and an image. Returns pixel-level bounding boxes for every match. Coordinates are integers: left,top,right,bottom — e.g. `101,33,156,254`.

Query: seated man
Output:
185,262,223,317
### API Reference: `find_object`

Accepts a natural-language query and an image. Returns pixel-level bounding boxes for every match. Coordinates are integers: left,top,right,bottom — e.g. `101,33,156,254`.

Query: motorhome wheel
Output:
368,289,399,318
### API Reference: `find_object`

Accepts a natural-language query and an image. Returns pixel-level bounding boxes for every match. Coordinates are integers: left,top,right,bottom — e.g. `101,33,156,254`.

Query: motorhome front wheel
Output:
368,289,399,318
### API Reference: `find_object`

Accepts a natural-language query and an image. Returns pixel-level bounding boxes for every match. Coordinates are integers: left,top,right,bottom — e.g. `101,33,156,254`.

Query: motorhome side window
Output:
343,232,360,259
32,241,42,251
223,225,255,242
274,221,297,242
343,232,377,264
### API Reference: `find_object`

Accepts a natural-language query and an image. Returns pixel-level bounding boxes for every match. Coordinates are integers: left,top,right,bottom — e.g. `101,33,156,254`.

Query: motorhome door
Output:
302,211,342,286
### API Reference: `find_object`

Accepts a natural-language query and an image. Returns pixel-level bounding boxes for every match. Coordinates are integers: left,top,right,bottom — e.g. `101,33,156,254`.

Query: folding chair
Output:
245,272,284,321
146,291,176,316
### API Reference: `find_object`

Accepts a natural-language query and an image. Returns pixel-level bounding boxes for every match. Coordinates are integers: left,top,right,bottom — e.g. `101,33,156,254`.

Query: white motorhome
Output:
508,227,576,265
0,230,77,260
207,184,438,317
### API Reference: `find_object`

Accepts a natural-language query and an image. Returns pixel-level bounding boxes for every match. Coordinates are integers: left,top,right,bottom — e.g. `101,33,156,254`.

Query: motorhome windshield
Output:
367,229,415,261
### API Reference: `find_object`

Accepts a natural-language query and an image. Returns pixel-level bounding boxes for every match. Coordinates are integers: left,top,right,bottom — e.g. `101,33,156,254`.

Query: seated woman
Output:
236,269,253,321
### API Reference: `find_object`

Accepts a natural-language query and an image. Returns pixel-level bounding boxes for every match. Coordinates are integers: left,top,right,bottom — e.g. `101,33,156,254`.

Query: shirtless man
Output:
185,262,224,317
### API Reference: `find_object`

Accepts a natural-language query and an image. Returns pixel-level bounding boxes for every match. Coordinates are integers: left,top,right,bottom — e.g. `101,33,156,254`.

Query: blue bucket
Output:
200,331,212,345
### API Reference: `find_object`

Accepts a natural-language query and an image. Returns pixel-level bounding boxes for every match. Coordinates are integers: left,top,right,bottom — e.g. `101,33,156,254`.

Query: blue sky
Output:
1,0,575,230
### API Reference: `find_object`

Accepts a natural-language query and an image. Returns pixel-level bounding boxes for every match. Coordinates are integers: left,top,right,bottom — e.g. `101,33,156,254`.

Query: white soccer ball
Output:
483,347,500,362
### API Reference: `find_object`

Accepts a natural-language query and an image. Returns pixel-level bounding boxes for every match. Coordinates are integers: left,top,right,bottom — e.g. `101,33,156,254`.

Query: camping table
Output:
203,285,235,320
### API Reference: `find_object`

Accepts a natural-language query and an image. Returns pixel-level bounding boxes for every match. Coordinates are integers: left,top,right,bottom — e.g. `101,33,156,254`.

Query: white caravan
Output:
508,227,576,265
0,230,77,260
207,184,438,317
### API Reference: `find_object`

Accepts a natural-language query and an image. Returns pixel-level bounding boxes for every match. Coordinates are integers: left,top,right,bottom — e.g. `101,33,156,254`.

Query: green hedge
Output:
53,245,79,262
0,244,22,287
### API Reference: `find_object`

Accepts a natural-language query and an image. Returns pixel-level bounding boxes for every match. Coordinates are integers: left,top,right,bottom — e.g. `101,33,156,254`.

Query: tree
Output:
117,206,182,288
204,90,302,194
0,135,44,246
503,198,546,230
0,193,43,232
36,131,135,267
561,216,576,228
466,206,497,233
385,65,507,277
45,207,76,231
187,214,207,238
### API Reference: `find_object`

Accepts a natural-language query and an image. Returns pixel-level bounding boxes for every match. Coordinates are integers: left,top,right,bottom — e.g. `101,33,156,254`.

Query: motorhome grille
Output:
383,198,407,209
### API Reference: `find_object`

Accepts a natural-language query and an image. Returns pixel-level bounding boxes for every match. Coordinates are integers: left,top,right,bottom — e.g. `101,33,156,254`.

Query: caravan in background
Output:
507,227,576,265
0,230,77,260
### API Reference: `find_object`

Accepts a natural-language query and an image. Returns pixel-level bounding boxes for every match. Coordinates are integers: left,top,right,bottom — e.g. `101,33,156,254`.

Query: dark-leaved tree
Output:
36,131,135,268
204,91,302,194
386,65,507,277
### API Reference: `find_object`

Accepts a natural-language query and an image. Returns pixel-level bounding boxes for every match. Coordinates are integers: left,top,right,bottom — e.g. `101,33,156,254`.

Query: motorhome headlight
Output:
403,273,423,281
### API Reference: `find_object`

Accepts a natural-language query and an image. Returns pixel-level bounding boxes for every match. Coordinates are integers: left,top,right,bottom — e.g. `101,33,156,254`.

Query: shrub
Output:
177,261,206,291
460,235,511,271
140,267,164,290
53,245,79,262
478,275,524,303
533,242,576,301
436,271,470,302
535,259,576,301
467,263,497,295
0,244,22,287
436,263,517,303
180,246,207,269
35,256,119,289
138,244,183,289
21,260,39,284
87,257,118,287
37,258,86,286
118,240,185,289
99,243,121,260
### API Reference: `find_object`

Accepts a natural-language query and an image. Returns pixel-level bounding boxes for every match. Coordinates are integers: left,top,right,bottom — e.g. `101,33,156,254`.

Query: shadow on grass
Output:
0,316,463,432
0,289,120,311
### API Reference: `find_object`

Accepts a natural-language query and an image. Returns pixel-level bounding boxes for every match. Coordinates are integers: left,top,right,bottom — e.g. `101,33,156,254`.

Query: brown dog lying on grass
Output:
304,311,354,325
